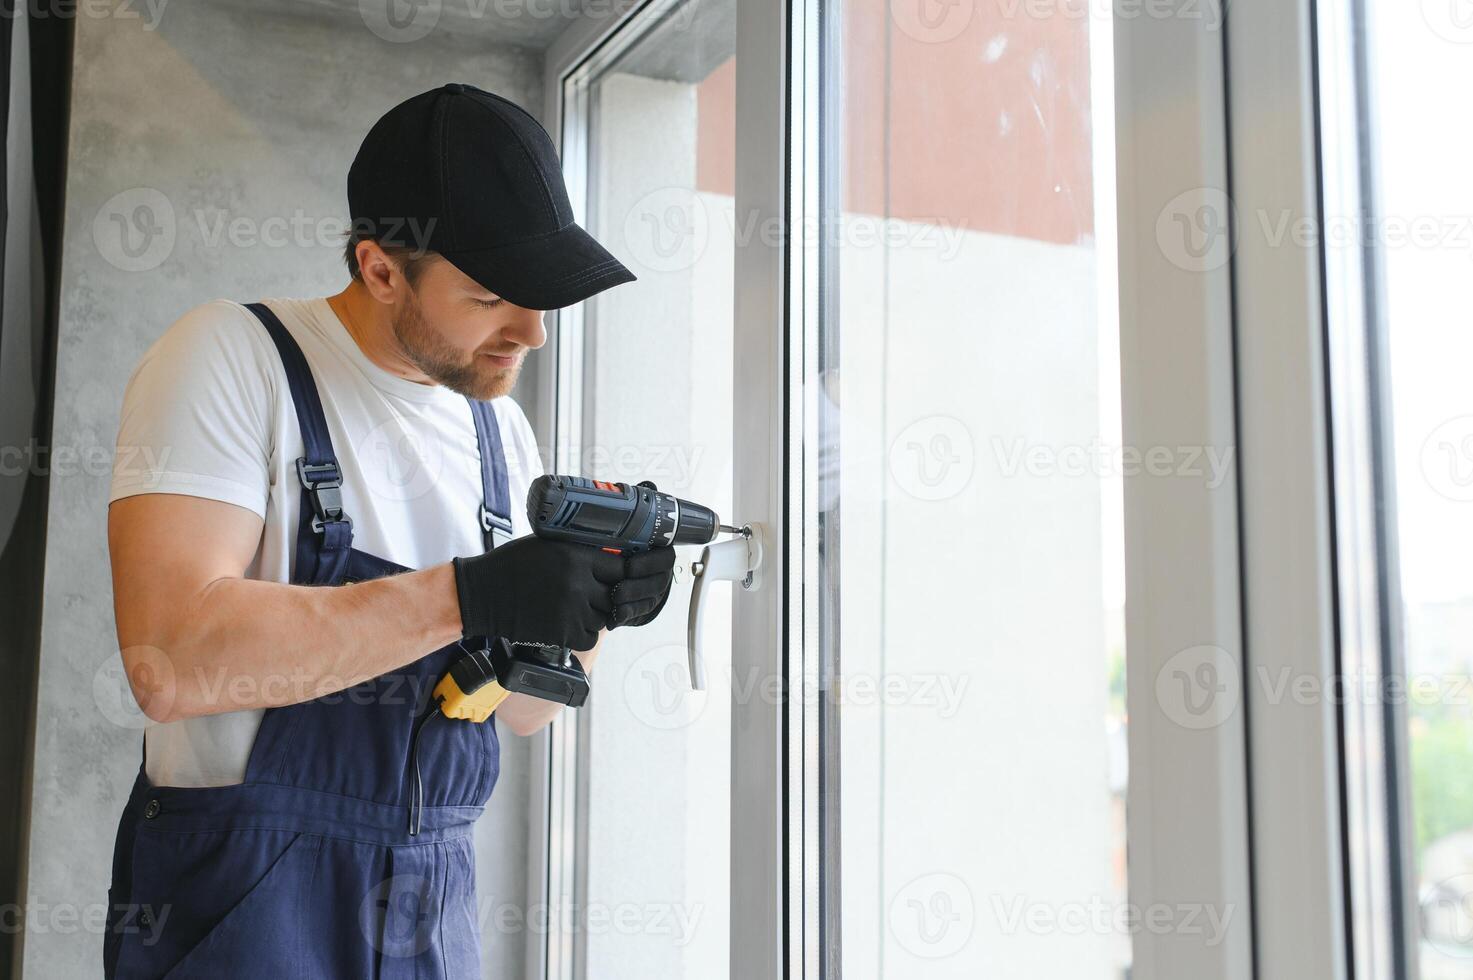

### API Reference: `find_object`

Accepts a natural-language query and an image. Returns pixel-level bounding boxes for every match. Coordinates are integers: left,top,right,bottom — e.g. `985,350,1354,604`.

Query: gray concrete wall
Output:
25,3,548,976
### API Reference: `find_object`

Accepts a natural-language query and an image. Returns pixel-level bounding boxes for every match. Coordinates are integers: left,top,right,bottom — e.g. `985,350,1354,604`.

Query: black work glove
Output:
452,537,623,653
609,548,677,629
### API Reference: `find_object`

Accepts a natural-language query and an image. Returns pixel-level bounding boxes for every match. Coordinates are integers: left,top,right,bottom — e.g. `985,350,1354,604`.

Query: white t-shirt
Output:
109,296,545,788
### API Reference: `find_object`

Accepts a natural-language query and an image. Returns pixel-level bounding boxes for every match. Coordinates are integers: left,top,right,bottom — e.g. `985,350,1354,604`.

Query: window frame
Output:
533,8,649,980
534,3,790,978
1228,0,1353,974
730,0,801,975
1312,0,1420,975
1112,6,1254,977
530,0,1413,977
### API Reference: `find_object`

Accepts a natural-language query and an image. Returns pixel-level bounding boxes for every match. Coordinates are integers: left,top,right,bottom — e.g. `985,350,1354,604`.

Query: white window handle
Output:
686,523,764,690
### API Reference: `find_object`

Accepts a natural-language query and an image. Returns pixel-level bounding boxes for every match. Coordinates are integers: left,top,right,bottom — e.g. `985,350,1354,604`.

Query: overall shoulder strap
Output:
243,301,355,585
466,398,514,550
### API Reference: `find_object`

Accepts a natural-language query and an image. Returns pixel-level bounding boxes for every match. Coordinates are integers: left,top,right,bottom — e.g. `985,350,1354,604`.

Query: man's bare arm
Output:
110,492,463,723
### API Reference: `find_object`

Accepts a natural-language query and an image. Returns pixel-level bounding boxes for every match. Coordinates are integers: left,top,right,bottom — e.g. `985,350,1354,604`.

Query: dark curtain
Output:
0,2,74,977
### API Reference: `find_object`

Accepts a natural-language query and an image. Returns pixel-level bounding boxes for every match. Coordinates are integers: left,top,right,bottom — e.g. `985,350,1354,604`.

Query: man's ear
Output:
357,241,405,304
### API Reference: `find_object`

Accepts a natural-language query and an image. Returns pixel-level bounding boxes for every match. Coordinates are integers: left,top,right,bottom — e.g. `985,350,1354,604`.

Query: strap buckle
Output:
480,503,513,546
297,458,352,534
478,503,513,534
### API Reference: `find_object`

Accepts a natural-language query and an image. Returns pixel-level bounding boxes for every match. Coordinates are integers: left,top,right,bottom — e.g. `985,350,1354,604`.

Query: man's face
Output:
389,257,547,401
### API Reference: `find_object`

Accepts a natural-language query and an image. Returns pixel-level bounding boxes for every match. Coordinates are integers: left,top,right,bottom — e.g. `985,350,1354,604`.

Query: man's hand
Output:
488,546,676,738
608,548,676,628
452,540,678,650
451,537,624,652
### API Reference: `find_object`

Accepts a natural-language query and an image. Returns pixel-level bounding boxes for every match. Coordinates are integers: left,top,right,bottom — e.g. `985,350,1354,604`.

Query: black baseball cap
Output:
347,82,635,311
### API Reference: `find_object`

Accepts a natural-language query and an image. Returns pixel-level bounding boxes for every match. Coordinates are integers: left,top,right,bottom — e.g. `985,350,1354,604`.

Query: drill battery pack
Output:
434,638,590,722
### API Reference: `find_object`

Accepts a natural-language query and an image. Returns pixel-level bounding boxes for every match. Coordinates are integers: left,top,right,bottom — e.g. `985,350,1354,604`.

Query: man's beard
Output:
391,290,521,401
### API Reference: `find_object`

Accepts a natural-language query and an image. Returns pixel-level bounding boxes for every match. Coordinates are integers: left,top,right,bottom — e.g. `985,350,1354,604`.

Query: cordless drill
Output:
433,475,731,722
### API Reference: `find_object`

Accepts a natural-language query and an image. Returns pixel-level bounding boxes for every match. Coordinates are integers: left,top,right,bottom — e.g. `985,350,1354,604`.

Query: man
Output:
102,83,671,978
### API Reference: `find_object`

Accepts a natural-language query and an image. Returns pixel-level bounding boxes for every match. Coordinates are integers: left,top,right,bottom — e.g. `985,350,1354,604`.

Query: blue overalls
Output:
104,302,514,978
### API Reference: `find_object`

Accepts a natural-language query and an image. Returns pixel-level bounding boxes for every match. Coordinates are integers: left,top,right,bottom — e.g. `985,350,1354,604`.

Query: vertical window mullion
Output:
1115,5,1255,977
732,1,799,978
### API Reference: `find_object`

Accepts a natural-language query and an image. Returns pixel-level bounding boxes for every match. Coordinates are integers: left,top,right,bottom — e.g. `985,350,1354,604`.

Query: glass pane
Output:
572,1,735,975
1363,5,1473,976
816,3,1126,977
